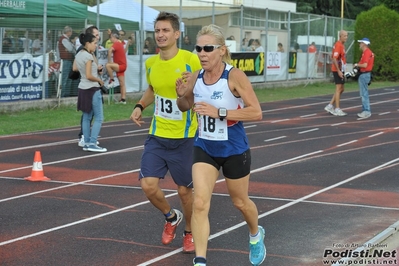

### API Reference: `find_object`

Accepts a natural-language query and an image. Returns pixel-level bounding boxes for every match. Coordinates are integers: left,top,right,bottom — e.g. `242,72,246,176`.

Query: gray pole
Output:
42,0,48,100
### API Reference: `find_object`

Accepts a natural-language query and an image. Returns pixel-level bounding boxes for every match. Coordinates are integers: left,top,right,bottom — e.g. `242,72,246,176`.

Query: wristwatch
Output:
218,107,227,121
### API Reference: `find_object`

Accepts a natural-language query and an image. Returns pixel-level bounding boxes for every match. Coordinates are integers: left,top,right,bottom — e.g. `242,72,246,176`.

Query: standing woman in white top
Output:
253,39,264,52
73,33,107,153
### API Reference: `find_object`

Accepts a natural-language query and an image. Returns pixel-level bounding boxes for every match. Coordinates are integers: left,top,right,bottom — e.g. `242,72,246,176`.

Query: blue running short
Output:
139,135,194,188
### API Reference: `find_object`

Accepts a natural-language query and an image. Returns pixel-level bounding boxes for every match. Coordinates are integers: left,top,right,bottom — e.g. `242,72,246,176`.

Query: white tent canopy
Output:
88,0,160,31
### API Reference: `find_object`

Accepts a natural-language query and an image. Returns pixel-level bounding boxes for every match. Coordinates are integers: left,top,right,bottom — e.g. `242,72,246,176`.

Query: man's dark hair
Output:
85,25,99,35
155,12,180,31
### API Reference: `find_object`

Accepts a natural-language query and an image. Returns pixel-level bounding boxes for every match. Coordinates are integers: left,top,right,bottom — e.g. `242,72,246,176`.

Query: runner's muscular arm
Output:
226,68,262,121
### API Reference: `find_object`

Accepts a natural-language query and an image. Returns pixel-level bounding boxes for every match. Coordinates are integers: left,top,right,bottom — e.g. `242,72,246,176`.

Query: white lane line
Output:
379,112,391,116
0,139,78,154
0,146,143,174
337,140,358,147
244,125,257,129
298,128,319,134
332,122,347,126
264,136,286,142
368,132,384,138
0,170,140,203
124,128,151,134
137,156,399,265
251,150,323,173
261,91,399,114
300,113,317,117
0,150,321,246
271,119,289,123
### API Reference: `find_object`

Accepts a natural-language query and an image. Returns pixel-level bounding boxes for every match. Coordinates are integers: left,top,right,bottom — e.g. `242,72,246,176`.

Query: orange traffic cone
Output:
25,151,50,182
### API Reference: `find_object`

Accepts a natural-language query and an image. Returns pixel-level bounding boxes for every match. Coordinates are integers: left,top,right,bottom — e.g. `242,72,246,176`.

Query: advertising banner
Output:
266,52,282,75
0,53,48,102
230,52,265,76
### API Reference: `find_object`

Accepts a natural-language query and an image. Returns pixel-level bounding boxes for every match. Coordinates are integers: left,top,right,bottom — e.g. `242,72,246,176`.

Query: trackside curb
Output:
332,220,399,266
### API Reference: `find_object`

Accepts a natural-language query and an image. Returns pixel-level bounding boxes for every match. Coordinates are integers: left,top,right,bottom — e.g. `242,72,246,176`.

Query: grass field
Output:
0,80,397,136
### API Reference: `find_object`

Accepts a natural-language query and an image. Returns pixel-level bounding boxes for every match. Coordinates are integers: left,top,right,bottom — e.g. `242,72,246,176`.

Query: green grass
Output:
0,80,398,136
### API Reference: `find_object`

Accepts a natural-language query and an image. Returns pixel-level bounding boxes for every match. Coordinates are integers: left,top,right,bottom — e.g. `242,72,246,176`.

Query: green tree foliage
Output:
354,5,399,81
74,0,101,7
288,0,386,19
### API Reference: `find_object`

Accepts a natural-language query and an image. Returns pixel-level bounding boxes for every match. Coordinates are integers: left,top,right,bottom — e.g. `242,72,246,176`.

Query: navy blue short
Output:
193,146,251,179
139,135,194,188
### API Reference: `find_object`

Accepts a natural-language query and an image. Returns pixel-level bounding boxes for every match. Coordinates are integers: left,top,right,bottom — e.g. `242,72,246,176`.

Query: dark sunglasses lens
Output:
203,46,214,52
195,45,215,53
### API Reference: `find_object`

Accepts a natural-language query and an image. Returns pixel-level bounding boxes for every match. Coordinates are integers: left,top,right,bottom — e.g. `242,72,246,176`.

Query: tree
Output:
355,5,399,80
287,0,387,19
74,0,101,7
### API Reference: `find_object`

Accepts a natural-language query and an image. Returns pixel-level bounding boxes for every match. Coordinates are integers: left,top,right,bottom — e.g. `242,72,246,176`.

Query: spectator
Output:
105,29,127,104
226,35,235,40
102,29,113,49
253,39,264,52
324,30,348,116
241,38,248,51
74,32,106,153
58,26,76,97
118,29,128,50
308,42,317,53
76,26,103,148
277,42,284,52
22,31,32,54
32,33,45,56
355,37,375,119
181,35,194,52
70,33,79,47
143,37,156,54
126,33,137,55
294,43,303,52
175,24,265,266
2,31,13,54
247,38,255,51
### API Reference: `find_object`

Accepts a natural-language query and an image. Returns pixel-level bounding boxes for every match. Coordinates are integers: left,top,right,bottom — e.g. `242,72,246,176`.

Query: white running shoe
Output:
334,108,347,116
78,135,99,147
357,111,371,119
324,104,335,115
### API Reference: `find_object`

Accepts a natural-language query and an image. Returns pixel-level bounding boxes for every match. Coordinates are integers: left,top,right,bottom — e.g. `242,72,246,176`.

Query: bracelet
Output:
134,103,144,111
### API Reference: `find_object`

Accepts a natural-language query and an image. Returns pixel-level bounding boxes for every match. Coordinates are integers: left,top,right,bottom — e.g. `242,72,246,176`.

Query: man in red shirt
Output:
354,37,374,119
105,29,127,104
308,42,317,53
324,30,348,116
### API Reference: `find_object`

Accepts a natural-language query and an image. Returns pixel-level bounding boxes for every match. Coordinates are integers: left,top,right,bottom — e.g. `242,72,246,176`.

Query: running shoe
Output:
87,145,107,153
183,232,195,253
334,108,347,116
249,226,266,266
162,209,183,245
357,111,371,119
324,104,335,115
78,135,99,147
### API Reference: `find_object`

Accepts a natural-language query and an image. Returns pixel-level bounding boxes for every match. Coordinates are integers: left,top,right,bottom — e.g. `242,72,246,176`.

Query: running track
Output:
1,87,398,266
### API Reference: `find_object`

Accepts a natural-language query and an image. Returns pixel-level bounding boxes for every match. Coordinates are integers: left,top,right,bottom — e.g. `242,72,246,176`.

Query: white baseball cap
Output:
357,38,370,45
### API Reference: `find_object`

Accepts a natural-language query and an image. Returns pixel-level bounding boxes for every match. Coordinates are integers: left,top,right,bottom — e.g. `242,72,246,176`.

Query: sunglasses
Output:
195,45,221,53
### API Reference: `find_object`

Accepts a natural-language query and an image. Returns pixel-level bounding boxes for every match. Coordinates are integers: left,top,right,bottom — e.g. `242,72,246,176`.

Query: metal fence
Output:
0,0,355,102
